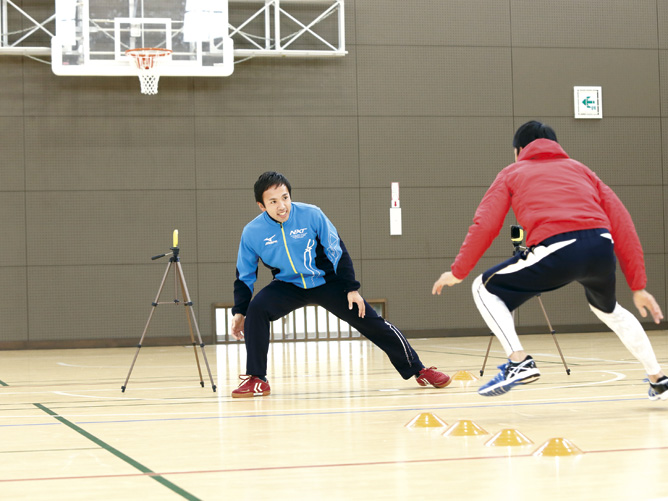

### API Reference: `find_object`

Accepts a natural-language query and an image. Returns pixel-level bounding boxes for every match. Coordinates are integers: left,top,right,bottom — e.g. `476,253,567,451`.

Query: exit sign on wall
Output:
574,86,602,119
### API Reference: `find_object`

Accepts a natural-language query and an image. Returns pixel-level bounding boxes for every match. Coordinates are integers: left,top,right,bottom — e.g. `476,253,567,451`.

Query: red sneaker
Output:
416,367,452,388
231,375,271,398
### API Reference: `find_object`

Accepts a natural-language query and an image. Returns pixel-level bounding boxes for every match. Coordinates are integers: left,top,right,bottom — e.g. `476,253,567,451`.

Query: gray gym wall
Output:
1,0,666,348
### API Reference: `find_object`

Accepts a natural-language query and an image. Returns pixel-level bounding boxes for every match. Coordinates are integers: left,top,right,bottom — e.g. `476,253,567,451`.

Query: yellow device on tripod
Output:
510,224,524,244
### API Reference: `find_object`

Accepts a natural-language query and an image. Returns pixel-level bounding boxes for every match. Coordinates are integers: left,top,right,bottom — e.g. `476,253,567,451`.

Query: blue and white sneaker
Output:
478,356,540,397
648,376,668,401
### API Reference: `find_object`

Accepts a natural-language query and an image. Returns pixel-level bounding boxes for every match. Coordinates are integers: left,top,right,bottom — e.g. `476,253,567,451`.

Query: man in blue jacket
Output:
231,171,451,397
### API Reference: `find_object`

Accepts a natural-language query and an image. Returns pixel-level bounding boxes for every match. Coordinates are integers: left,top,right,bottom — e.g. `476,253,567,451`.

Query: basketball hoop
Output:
125,48,172,95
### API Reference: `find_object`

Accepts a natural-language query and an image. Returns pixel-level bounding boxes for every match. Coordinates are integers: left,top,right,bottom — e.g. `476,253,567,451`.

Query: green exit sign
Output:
574,86,602,119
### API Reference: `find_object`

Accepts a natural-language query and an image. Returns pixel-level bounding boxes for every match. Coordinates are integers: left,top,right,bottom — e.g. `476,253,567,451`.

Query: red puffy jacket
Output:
451,139,646,291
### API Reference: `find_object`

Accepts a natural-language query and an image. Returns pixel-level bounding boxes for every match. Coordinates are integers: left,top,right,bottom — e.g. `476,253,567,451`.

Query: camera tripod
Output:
479,226,571,377
121,231,217,392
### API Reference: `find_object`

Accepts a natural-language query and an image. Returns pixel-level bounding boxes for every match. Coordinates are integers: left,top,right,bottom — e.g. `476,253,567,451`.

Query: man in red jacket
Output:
432,120,666,399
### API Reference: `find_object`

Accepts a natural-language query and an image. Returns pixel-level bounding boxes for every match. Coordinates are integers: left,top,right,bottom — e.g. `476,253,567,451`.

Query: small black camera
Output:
510,225,523,242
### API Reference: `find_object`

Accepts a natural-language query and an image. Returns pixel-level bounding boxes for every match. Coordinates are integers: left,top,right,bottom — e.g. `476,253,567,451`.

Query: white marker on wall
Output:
390,182,402,235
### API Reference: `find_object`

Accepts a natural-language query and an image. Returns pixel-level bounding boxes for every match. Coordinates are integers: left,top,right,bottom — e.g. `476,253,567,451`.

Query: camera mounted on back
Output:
510,225,525,255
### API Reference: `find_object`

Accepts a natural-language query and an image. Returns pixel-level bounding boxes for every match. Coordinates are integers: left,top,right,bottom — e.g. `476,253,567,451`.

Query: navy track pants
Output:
482,228,617,313
243,280,424,379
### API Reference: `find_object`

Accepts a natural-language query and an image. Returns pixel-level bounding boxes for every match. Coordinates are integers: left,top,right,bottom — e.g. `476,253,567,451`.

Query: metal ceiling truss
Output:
229,0,346,57
0,0,346,59
0,0,53,55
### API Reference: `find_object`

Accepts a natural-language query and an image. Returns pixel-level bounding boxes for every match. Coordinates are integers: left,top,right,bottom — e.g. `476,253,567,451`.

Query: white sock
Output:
589,303,661,375
472,275,523,356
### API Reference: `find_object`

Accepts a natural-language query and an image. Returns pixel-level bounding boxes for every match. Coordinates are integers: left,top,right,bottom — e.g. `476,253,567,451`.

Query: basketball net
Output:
125,48,172,95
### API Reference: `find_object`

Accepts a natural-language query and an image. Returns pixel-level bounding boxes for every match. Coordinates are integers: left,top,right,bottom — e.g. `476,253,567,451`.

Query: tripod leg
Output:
536,295,571,375
175,262,217,392
480,333,494,376
177,269,205,387
122,261,173,392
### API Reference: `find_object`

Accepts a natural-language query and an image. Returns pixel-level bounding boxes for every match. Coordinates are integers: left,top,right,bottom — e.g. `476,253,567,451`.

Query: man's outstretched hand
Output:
432,271,463,295
231,313,245,340
633,289,664,324
348,291,366,318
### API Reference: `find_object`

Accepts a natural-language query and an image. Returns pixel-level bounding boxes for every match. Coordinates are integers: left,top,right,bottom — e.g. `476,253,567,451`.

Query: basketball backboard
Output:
52,0,234,77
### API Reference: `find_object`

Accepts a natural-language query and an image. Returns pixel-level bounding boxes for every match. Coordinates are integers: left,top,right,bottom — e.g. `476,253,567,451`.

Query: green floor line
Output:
0,380,9,386
33,403,200,500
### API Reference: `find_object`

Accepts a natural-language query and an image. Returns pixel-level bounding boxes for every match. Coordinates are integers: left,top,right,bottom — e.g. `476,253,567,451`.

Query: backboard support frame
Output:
0,0,347,75
51,0,235,77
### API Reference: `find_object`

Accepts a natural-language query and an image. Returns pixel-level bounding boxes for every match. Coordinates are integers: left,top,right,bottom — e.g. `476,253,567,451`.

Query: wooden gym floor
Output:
1,332,668,500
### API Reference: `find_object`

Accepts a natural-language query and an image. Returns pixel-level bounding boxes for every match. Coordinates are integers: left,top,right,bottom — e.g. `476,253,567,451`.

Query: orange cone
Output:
452,370,478,381
442,420,488,437
532,438,583,456
485,429,533,447
405,412,448,428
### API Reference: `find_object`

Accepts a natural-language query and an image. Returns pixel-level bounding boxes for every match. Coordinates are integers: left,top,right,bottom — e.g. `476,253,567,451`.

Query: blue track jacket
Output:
232,202,360,316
